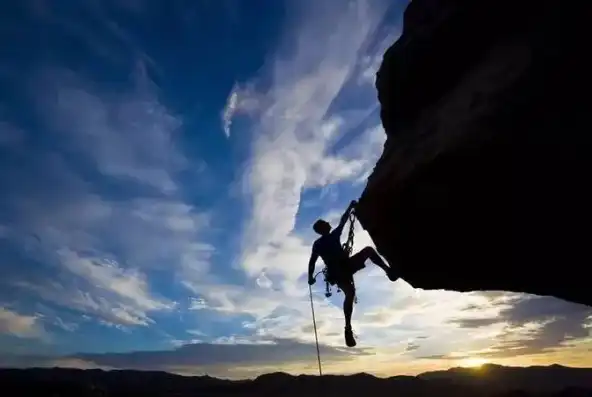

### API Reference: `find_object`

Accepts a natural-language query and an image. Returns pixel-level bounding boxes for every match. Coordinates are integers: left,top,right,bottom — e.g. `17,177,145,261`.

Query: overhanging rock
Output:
356,0,591,306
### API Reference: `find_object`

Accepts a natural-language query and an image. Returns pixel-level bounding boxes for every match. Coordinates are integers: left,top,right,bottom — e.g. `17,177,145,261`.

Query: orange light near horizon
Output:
459,357,488,368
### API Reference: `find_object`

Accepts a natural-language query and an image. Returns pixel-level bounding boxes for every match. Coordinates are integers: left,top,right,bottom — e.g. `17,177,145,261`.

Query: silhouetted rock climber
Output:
307,200,399,347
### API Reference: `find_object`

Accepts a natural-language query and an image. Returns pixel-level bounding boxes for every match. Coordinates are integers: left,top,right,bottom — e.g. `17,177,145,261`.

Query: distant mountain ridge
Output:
419,364,592,392
0,364,591,396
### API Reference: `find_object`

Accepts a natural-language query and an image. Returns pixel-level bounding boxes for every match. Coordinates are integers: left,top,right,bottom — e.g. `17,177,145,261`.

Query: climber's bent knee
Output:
360,246,374,256
348,246,374,270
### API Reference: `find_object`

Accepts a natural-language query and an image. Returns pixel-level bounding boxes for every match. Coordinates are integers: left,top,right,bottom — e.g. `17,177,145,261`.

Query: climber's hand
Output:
308,276,316,286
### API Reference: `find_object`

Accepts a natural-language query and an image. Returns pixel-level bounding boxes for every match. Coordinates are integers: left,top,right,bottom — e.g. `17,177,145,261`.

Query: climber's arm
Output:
334,200,357,237
308,245,319,284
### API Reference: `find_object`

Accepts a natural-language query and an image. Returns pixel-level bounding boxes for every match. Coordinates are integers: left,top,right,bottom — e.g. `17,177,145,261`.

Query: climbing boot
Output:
344,326,357,347
387,267,399,282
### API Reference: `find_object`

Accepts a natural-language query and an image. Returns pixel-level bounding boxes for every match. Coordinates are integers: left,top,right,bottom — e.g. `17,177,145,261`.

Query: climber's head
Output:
313,219,332,235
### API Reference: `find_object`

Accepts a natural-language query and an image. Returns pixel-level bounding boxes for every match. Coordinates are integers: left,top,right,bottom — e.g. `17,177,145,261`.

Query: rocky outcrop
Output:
357,0,591,306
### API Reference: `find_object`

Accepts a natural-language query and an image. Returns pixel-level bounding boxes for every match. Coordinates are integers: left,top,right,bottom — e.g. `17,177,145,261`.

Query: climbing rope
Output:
308,284,323,376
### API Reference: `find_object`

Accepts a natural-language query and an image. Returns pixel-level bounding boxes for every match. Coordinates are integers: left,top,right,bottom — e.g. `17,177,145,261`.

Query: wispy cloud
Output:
58,249,175,313
37,64,185,194
16,281,158,327
51,316,79,333
2,63,214,330
0,307,44,339
222,89,239,137
8,195,213,328
10,192,215,328
221,83,260,138
450,295,592,358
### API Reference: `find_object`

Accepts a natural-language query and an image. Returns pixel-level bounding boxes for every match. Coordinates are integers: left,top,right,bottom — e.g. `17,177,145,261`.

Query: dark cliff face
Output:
356,0,591,306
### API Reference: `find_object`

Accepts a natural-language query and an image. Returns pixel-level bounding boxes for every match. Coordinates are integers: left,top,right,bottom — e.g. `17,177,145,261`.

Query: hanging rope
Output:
308,284,323,376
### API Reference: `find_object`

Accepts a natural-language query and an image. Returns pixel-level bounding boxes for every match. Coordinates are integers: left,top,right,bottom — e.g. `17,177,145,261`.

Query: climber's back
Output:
312,219,348,269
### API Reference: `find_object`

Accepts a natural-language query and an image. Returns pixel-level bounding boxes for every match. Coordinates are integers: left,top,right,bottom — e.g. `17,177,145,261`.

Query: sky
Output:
0,0,591,380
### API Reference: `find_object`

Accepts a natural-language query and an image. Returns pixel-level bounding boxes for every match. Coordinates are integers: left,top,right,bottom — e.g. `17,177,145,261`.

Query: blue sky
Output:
1,0,591,379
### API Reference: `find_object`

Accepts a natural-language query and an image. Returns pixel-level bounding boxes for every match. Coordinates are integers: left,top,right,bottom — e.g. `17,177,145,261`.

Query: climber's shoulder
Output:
312,234,328,251
311,237,321,251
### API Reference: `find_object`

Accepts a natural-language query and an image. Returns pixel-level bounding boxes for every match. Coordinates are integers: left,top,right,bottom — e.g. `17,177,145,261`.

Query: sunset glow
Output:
460,358,489,368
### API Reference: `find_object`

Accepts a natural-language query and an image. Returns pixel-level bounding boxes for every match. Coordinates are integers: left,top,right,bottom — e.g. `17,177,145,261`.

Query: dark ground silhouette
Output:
1,364,591,396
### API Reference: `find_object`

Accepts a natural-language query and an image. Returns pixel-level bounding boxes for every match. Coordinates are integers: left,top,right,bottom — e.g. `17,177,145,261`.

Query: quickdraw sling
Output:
322,211,357,302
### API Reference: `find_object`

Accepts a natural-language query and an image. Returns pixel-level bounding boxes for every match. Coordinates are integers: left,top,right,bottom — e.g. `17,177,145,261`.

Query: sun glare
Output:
460,358,488,368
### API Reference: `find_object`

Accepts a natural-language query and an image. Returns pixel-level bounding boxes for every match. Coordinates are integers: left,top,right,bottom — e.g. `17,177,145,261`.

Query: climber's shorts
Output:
326,252,366,286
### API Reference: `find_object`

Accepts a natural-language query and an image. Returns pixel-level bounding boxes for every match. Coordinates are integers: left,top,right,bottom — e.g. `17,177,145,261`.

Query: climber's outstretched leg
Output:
349,246,399,282
338,280,357,347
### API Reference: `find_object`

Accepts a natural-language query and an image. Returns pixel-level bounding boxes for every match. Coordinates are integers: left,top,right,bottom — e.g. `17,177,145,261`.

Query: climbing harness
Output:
322,211,358,301
308,284,323,376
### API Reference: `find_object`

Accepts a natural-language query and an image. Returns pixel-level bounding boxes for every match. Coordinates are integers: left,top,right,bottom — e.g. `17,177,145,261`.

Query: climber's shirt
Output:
312,229,349,275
